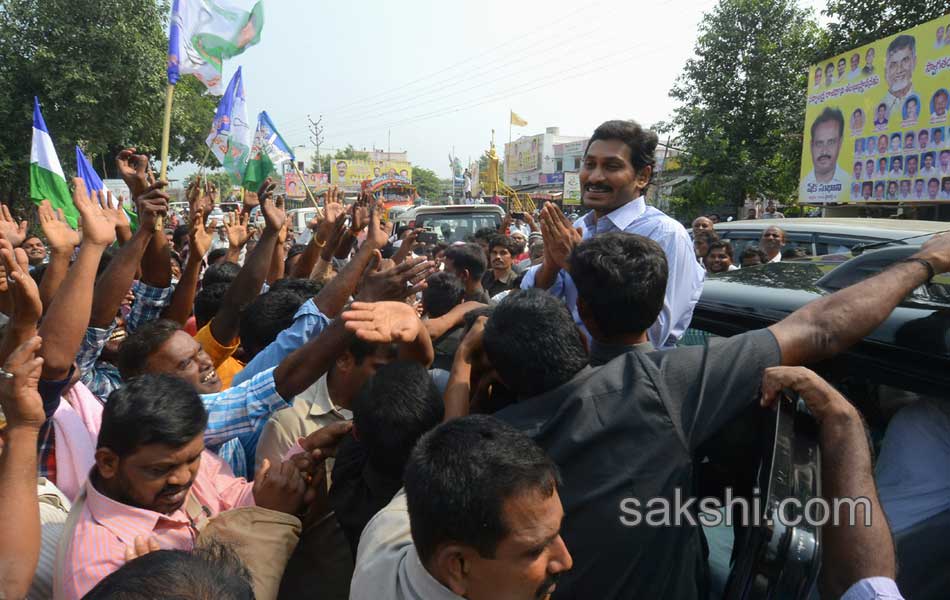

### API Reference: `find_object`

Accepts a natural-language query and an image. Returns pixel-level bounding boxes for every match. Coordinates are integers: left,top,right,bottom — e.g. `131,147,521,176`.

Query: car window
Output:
815,234,900,255
415,213,501,243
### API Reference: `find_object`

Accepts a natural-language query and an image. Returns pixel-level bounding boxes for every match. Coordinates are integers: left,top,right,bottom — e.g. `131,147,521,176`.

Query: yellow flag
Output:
510,111,528,127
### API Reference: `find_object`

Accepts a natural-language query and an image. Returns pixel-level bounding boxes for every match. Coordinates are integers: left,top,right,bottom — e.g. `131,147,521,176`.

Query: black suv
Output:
692,247,950,600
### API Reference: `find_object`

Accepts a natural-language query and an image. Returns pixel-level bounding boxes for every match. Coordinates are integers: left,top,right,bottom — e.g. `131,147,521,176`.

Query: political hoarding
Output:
505,135,543,173
284,172,329,199
801,15,950,204
330,159,412,187
563,172,581,205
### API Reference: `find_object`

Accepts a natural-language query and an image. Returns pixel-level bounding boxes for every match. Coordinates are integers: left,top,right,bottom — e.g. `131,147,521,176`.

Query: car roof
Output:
715,218,948,239
401,204,505,218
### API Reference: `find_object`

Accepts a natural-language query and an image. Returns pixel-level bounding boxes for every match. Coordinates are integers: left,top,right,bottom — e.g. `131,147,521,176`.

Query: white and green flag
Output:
30,98,78,228
168,0,264,94
243,111,293,191
206,67,251,183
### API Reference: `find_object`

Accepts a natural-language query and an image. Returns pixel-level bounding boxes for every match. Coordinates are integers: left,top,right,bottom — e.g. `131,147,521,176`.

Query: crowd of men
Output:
0,119,943,599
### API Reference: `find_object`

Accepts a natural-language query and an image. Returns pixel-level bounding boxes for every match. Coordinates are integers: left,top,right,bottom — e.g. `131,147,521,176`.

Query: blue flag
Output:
206,67,252,183
75,146,104,193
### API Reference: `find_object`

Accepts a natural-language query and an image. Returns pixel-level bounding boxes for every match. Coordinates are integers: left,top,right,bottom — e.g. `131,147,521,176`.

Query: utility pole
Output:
307,114,325,174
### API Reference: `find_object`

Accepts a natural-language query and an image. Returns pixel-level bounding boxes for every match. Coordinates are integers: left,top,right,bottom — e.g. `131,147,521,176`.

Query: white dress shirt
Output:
521,196,704,348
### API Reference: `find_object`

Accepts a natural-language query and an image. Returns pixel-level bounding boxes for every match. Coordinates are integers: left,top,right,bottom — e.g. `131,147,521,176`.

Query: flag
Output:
168,0,265,94
76,146,139,231
243,111,294,191
206,67,251,183
30,98,78,228
510,111,528,127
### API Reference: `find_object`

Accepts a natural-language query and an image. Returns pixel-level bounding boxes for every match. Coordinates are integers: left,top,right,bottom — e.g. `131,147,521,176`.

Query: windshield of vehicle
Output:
415,213,501,243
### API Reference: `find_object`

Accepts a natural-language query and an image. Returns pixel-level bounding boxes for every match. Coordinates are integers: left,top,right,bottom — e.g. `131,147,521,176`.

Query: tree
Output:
669,0,822,210
821,0,950,57
411,166,441,200
0,0,216,206
308,151,328,174
332,145,370,161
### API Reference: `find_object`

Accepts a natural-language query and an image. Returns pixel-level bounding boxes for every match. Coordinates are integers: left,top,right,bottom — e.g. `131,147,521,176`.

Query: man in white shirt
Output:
880,35,917,119
921,152,939,177
521,119,704,348
940,150,950,175
351,415,572,600
760,226,785,263
802,108,849,203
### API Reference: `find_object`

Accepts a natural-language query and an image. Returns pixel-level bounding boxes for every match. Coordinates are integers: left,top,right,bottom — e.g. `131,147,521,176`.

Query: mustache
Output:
158,482,192,498
536,573,561,598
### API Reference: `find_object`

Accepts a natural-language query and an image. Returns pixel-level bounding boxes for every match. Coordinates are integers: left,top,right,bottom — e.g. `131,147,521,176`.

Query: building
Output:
504,127,587,196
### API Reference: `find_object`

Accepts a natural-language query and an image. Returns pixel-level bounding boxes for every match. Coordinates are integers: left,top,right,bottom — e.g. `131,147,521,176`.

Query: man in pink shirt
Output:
57,374,316,600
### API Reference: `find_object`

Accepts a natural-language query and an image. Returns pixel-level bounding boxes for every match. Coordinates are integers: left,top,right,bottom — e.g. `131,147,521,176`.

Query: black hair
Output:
405,415,559,564
444,243,487,280
207,248,230,265
421,272,464,318
811,107,845,140
172,225,190,249
569,233,668,337
268,277,323,299
202,261,240,286
83,542,253,600
487,234,517,256
348,336,396,366
693,230,720,247
473,228,497,243
239,289,307,359
707,240,734,259
483,289,587,398
194,282,230,329
117,319,183,379
740,245,768,264
286,243,307,260
99,374,208,457
352,361,443,475
586,119,659,191
887,34,916,59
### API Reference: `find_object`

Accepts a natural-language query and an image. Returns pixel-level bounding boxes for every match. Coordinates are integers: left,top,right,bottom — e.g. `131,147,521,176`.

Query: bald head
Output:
692,217,714,237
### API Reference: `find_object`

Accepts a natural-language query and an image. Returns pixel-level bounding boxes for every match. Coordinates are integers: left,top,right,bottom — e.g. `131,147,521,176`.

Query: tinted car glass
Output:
415,213,501,243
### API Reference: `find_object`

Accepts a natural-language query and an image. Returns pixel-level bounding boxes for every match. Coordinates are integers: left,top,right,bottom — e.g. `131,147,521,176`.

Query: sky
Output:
171,0,828,182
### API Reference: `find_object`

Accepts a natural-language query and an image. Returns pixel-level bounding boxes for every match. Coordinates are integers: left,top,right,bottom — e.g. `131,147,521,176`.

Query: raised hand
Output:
0,335,45,431
38,200,80,254
0,204,28,247
364,195,390,249
0,240,42,326
460,315,488,363
760,366,857,424
73,178,117,247
190,209,212,259
105,193,132,234
252,458,308,515
115,148,151,199
356,254,435,302
342,300,425,344
540,202,582,271
135,181,170,233
224,211,250,249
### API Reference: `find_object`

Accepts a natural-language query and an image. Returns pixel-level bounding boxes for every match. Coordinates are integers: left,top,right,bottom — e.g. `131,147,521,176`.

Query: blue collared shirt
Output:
230,299,330,387
521,197,704,348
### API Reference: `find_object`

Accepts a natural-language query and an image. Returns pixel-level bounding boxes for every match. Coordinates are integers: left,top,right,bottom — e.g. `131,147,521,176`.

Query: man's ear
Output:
335,350,354,374
430,543,476,597
95,447,121,480
634,165,653,194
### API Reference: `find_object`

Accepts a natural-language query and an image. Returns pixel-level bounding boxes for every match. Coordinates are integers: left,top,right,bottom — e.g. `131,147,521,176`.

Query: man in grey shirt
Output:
350,415,572,600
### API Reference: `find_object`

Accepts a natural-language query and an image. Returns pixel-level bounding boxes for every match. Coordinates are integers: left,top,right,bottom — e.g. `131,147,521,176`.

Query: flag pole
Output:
291,160,323,217
157,82,175,231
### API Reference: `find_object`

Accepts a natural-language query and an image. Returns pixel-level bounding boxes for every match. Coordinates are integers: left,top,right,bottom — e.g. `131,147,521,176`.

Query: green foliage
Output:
0,0,216,208
411,166,441,199
308,151,328,174
332,144,370,161
670,0,822,210
821,0,950,57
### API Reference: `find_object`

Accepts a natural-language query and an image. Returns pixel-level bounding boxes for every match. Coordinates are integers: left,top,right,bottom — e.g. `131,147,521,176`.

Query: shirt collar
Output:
405,544,466,599
589,339,654,367
583,196,646,233
301,374,352,419
84,475,191,547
